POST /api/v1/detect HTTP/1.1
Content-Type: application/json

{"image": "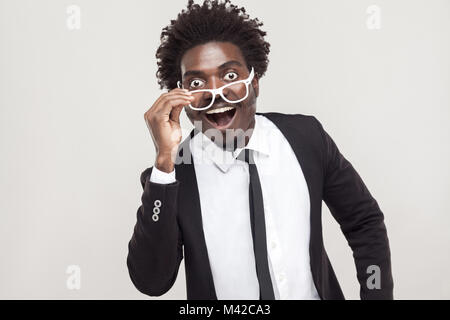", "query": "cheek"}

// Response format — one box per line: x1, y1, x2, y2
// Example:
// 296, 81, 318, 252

185, 109, 200, 120
244, 87, 257, 110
